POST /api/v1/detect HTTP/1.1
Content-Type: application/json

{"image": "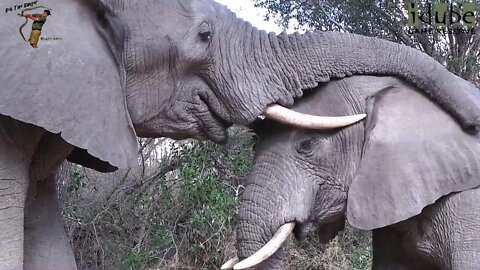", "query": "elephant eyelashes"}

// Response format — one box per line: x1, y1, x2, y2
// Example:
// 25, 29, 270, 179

297, 138, 315, 154
198, 31, 212, 42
